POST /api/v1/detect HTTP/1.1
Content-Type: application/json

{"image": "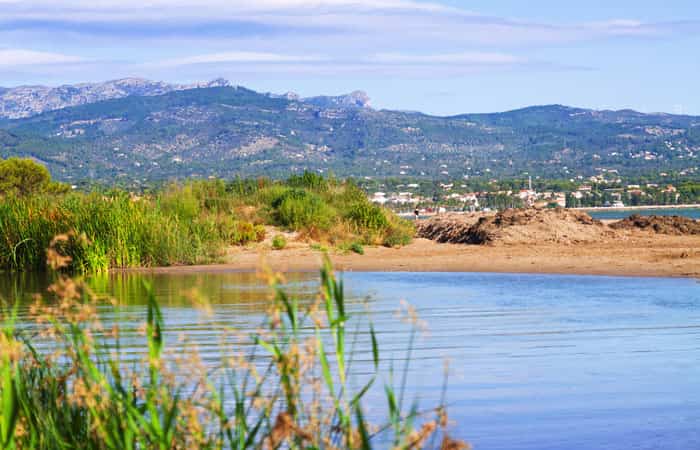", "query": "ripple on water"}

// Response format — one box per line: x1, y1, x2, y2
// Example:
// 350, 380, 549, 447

2, 270, 699, 450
